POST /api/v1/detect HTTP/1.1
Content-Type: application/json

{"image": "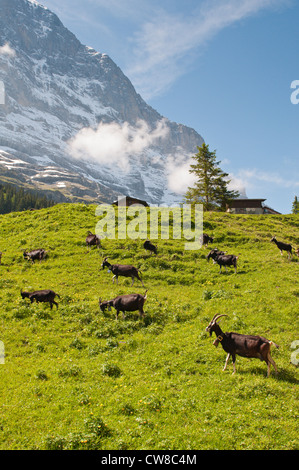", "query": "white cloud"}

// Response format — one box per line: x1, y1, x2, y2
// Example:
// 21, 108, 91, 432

126, 0, 289, 99
67, 119, 169, 171
166, 155, 196, 194
166, 161, 299, 199
228, 168, 299, 200
227, 175, 247, 197
0, 43, 16, 57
